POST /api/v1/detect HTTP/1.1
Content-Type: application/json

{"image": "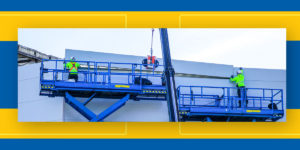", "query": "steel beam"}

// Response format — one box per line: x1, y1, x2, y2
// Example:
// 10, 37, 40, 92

65, 92, 96, 120
83, 92, 97, 105
90, 94, 130, 122
65, 92, 130, 122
